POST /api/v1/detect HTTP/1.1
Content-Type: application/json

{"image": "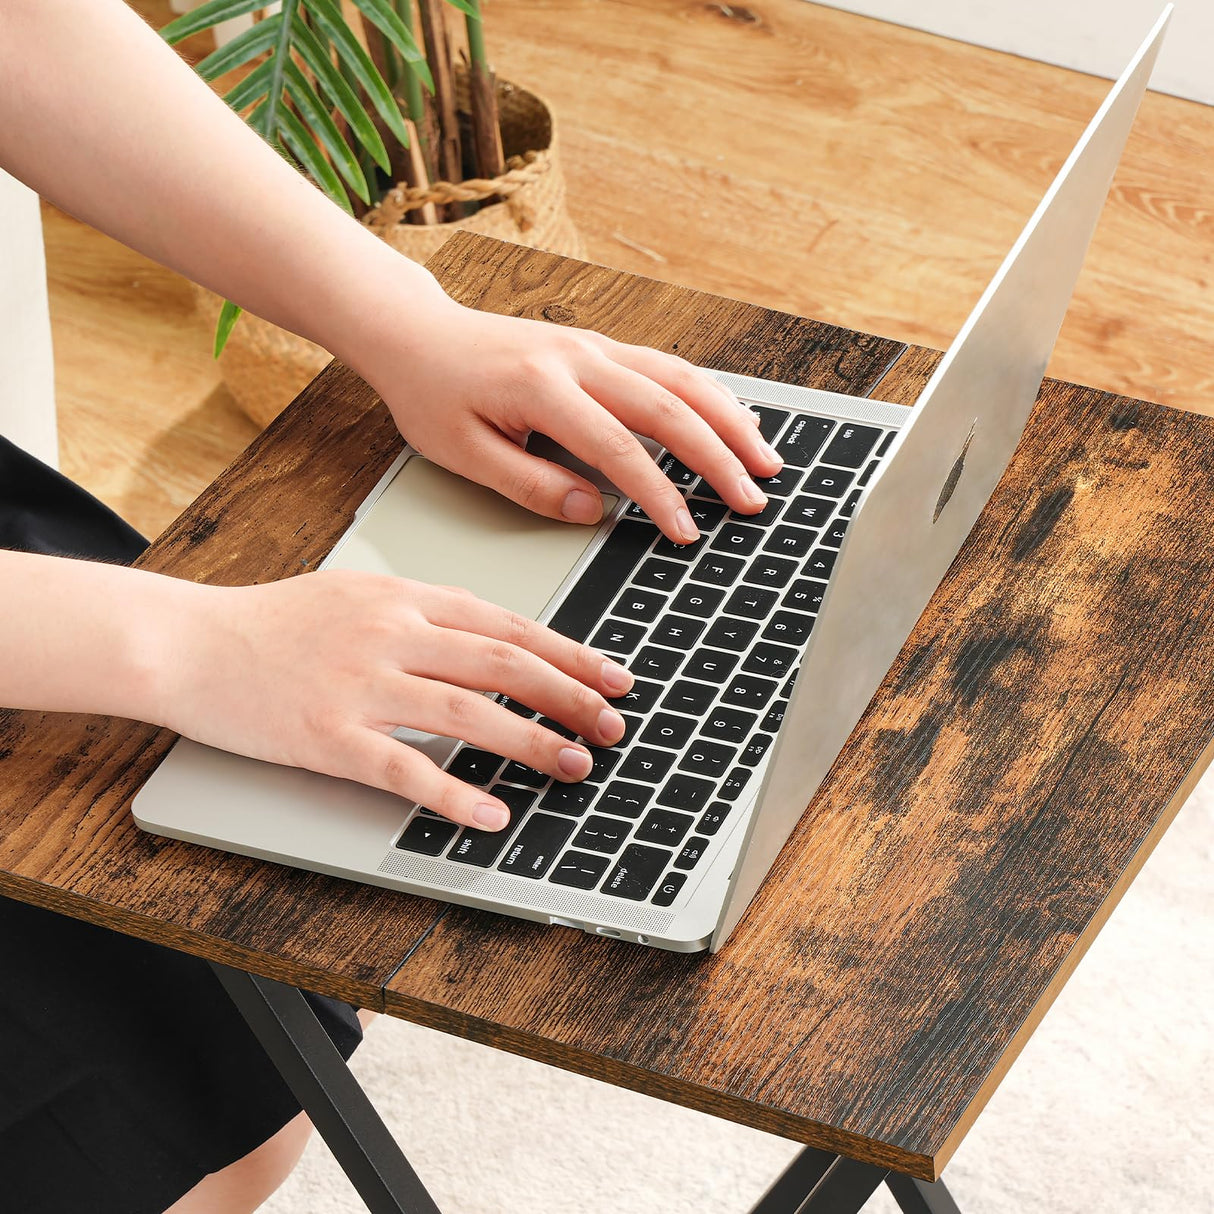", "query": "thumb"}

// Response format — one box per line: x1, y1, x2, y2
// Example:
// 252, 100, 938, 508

472, 432, 606, 525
